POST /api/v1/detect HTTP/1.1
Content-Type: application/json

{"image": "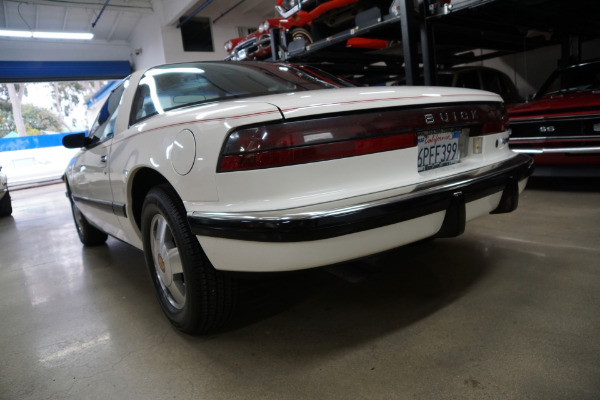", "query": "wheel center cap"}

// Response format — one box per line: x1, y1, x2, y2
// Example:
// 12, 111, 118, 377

156, 247, 172, 286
